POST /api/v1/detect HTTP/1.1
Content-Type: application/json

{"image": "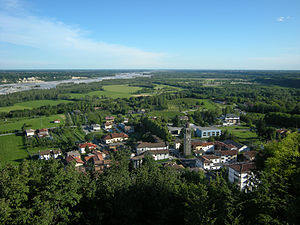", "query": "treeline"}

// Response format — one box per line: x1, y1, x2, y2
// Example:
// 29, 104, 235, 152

1, 133, 300, 225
